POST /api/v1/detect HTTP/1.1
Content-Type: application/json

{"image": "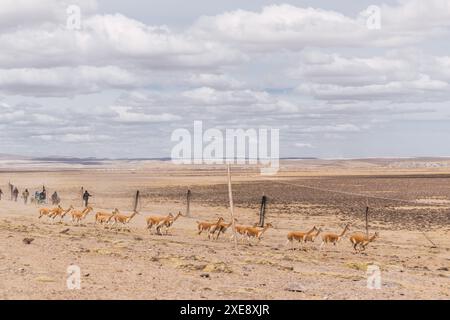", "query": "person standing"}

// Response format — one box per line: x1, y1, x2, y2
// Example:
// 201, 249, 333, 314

22, 189, 30, 204
41, 186, 47, 203
51, 191, 60, 205
83, 190, 92, 207
13, 187, 19, 202
0, 189, 3, 200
